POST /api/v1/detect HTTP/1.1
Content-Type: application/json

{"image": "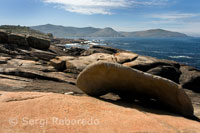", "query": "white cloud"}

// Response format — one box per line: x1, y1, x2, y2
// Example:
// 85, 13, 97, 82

131, 0, 169, 6
42, 0, 169, 15
147, 12, 200, 27
150, 13, 200, 20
